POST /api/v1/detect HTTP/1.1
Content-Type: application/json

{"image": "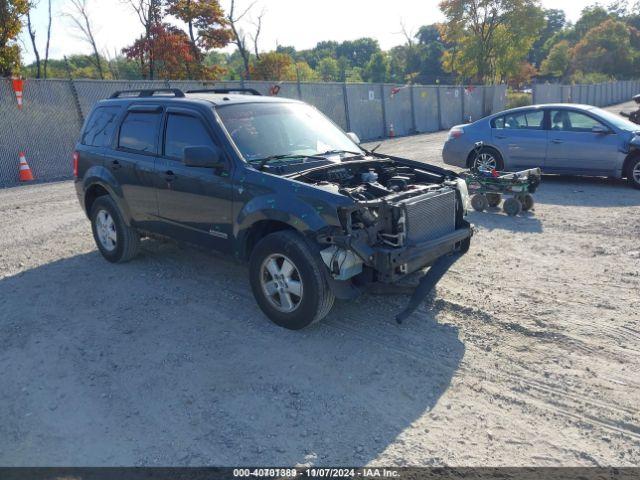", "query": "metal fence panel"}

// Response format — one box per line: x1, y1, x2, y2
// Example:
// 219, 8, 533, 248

0, 79, 81, 188
413, 86, 439, 133
383, 85, 413, 136
300, 82, 347, 131
439, 86, 463, 129
463, 86, 484, 122
345, 83, 384, 140
491, 84, 507, 114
